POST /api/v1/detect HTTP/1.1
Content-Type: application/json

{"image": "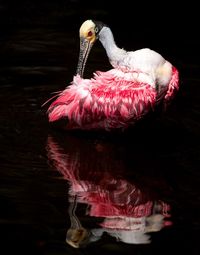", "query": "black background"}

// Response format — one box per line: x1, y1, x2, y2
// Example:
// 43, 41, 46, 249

0, 1, 199, 255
